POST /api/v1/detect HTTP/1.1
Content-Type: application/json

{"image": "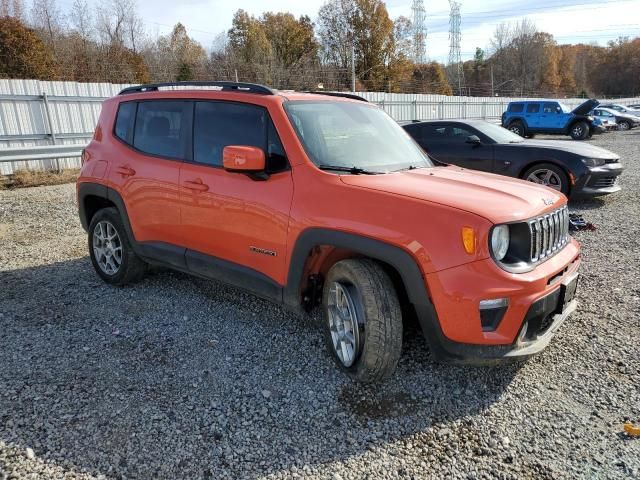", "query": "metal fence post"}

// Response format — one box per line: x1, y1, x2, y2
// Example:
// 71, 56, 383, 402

412, 99, 417, 121
42, 92, 60, 172
439, 101, 443, 119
